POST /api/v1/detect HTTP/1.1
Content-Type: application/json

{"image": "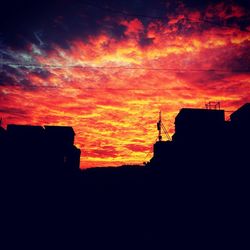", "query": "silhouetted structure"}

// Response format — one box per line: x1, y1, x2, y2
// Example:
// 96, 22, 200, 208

44, 126, 80, 171
1, 104, 249, 249
173, 108, 225, 143
230, 103, 250, 141
0, 124, 80, 175
150, 103, 250, 167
